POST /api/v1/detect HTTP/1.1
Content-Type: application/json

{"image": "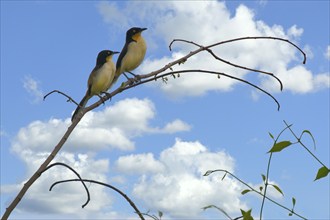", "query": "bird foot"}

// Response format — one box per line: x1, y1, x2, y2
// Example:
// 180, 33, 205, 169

97, 93, 109, 105
127, 77, 135, 86
124, 72, 141, 85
